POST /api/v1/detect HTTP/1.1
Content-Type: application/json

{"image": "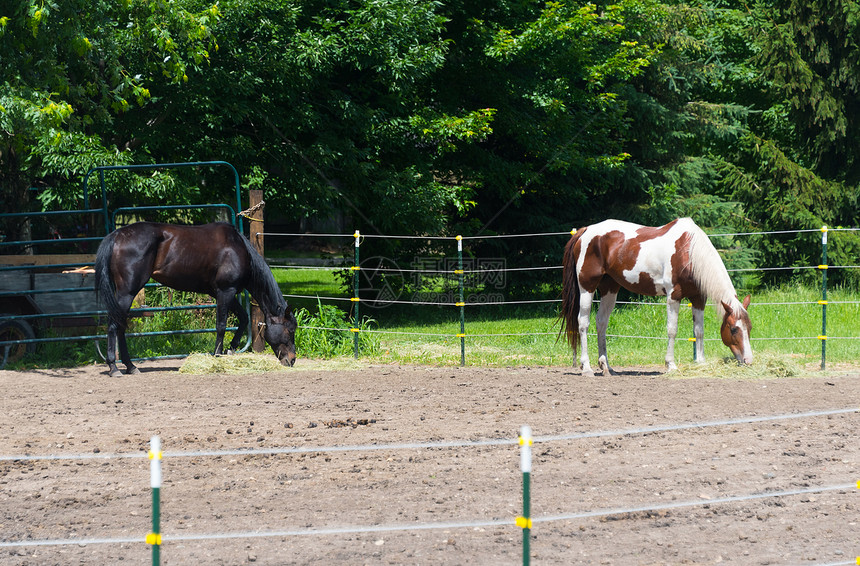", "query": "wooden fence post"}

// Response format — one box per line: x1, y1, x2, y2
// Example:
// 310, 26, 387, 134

249, 189, 265, 353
